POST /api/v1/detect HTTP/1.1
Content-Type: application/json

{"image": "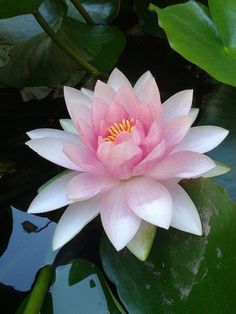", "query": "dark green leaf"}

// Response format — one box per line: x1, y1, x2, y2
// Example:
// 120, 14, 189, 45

101, 178, 236, 313
0, 0, 43, 19
200, 85, 236, 201
82, 0, 120, 24
150, 1, 236, 87
0, 0, 125, 87
134, 0, 165, 36
66, 0, 120, 24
